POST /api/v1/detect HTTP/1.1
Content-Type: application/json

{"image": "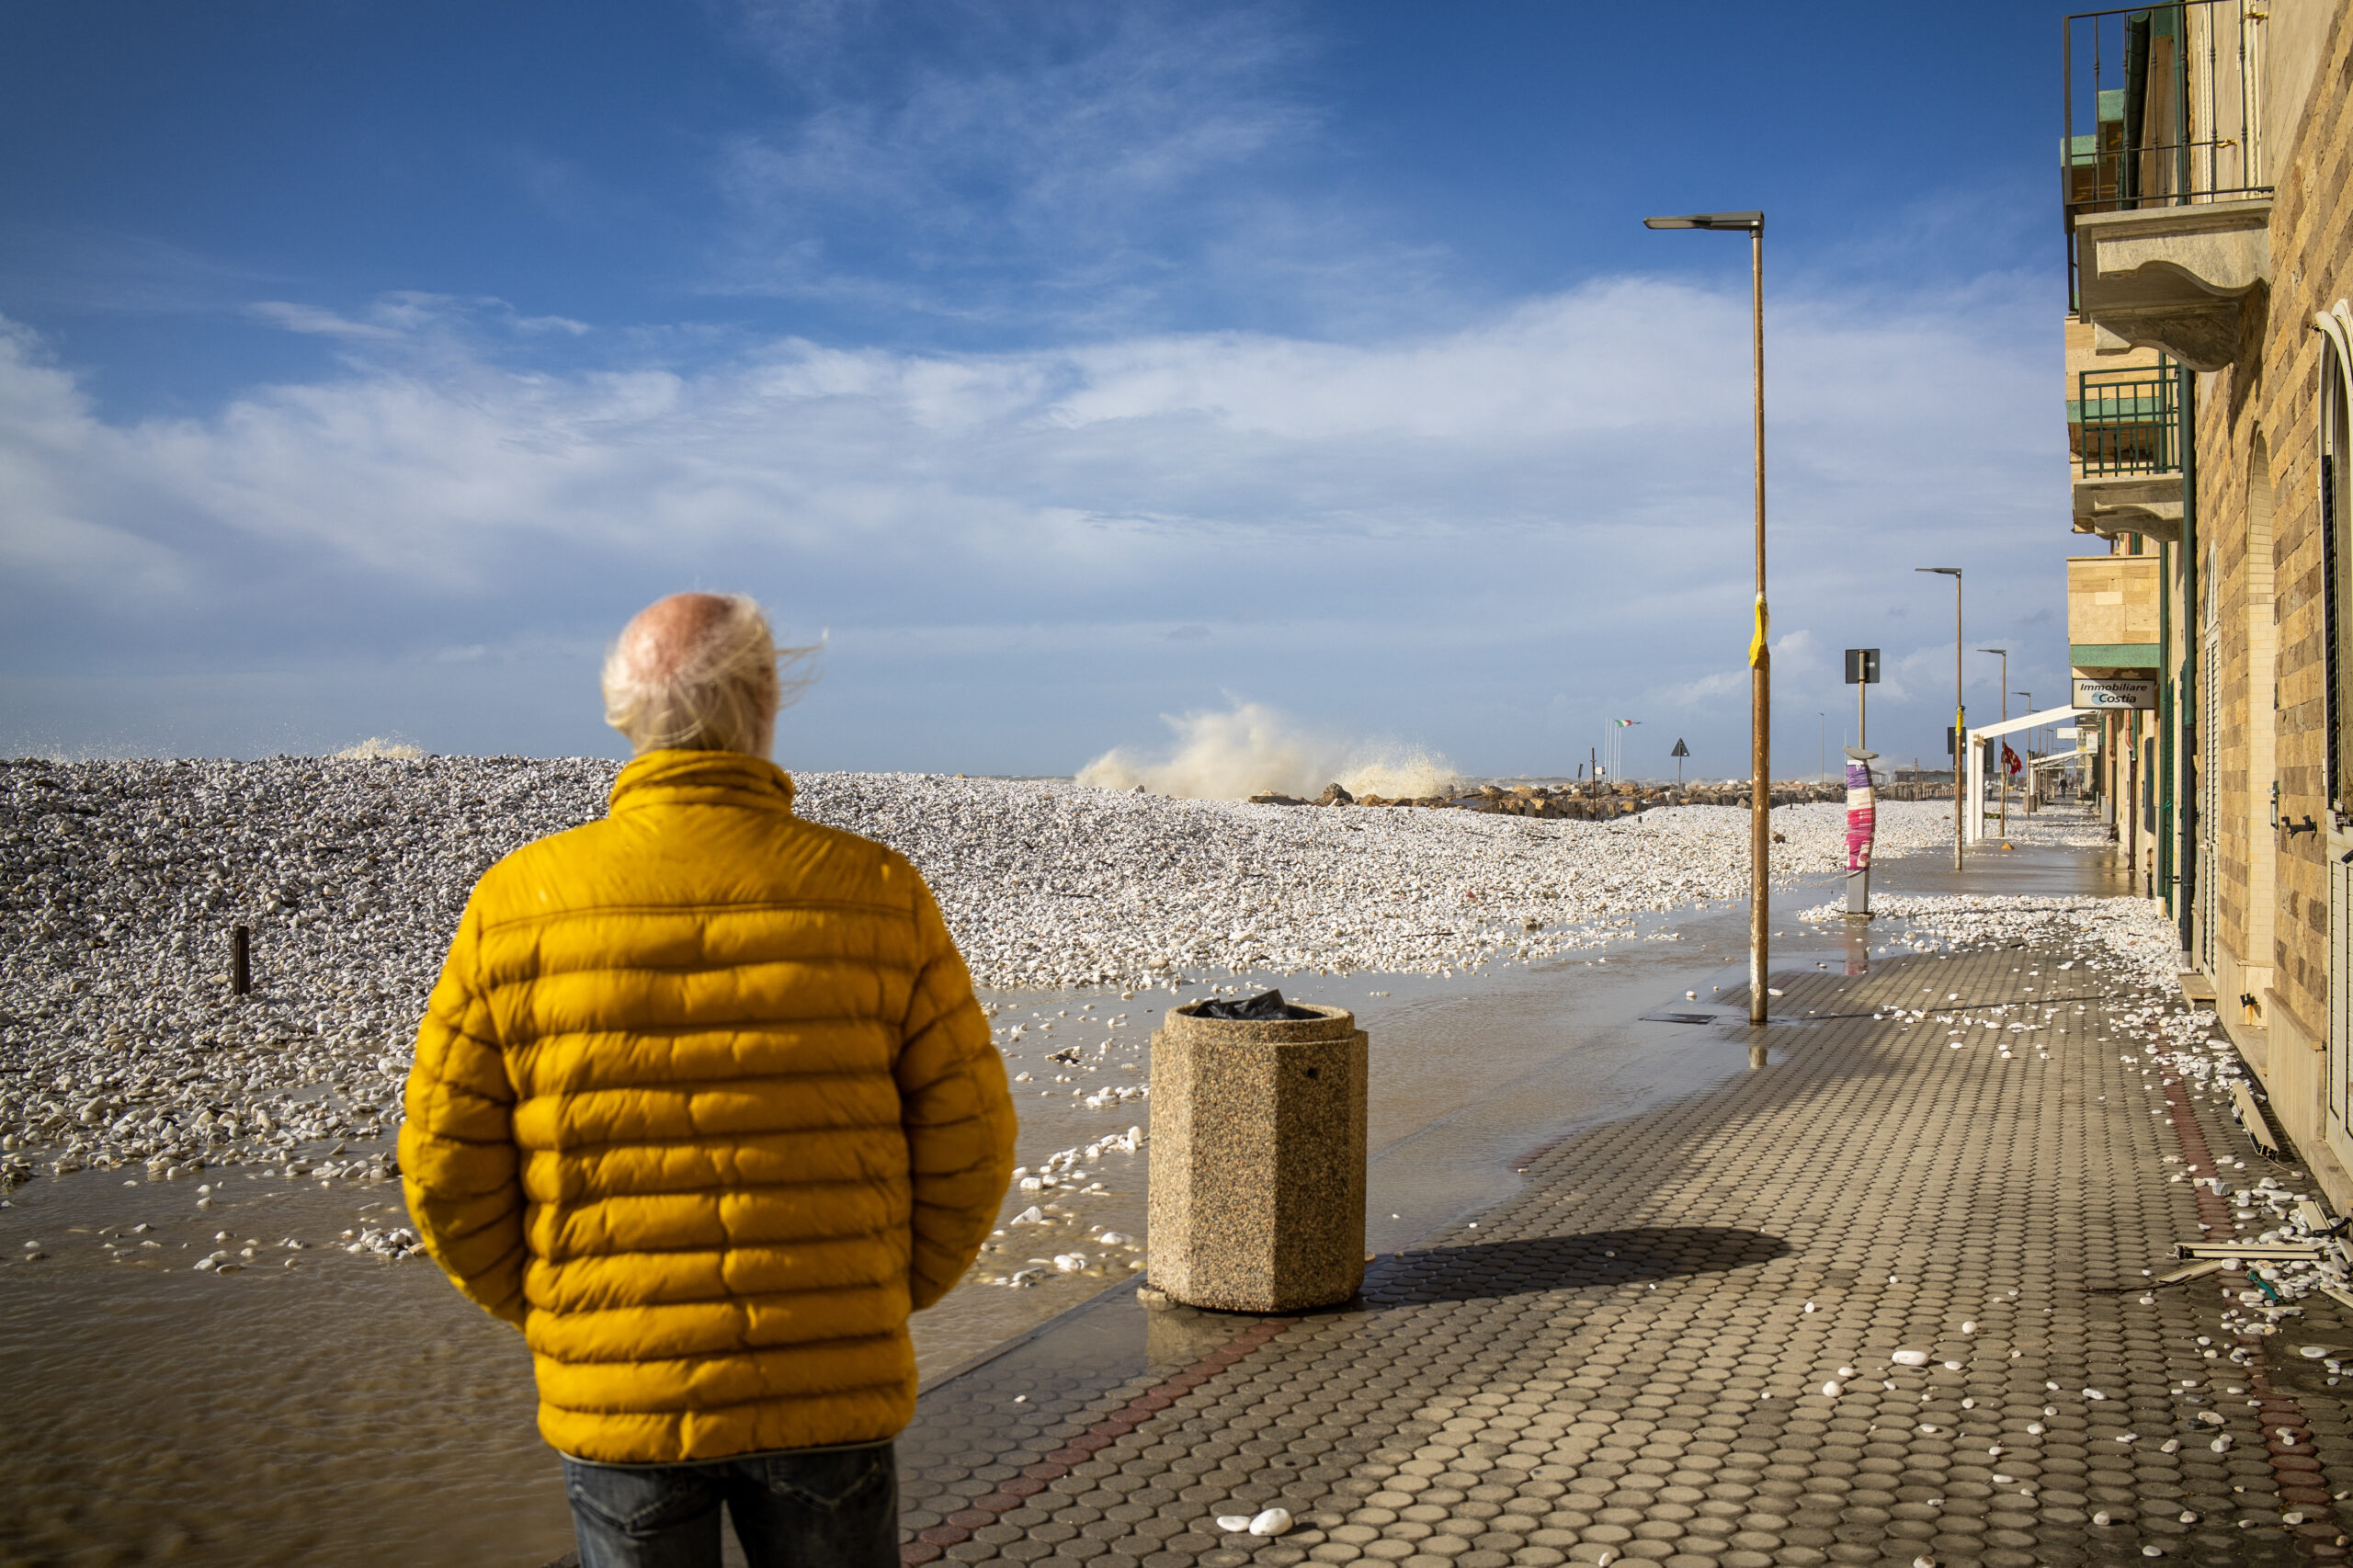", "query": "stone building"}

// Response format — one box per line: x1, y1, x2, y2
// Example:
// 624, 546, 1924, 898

2063, 0, 2353, 1199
